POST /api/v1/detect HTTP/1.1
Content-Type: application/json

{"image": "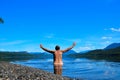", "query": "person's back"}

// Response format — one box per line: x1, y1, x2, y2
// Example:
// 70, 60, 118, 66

54, 50, 63, 65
